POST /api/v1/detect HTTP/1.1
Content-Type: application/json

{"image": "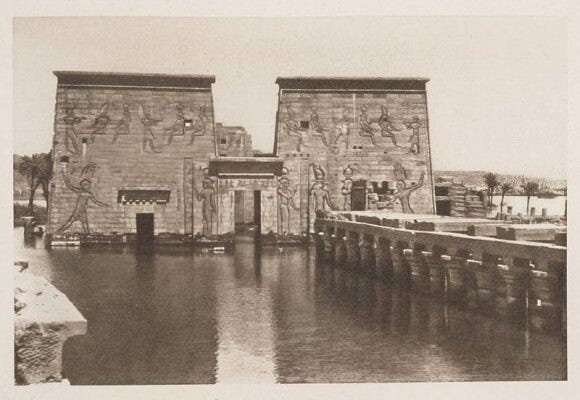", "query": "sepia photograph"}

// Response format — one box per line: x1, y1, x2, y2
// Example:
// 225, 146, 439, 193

3, 2, 576, 398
